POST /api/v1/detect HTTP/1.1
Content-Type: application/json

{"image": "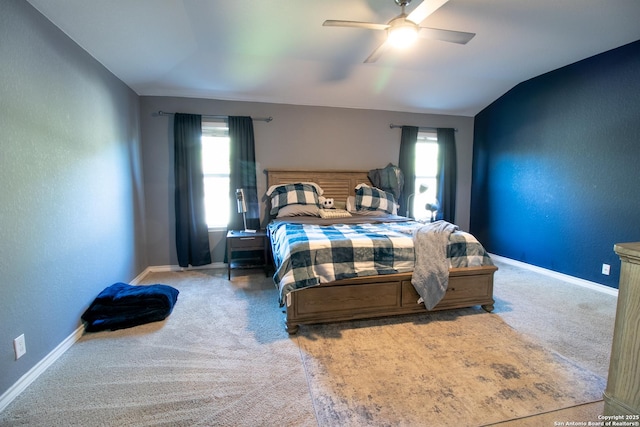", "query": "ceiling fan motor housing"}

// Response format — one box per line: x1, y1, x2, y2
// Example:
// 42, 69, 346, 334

387, 16, 419, 48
